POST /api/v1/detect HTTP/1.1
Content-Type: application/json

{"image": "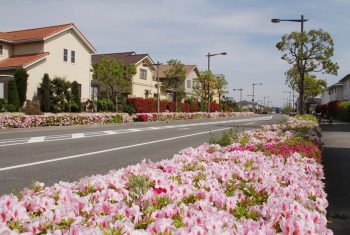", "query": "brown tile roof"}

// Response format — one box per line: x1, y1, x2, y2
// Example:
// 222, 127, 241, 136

0, 52, 49, 69
158, 64, 198, 78
0, 23, 96, 52
92, 52, 150, 65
